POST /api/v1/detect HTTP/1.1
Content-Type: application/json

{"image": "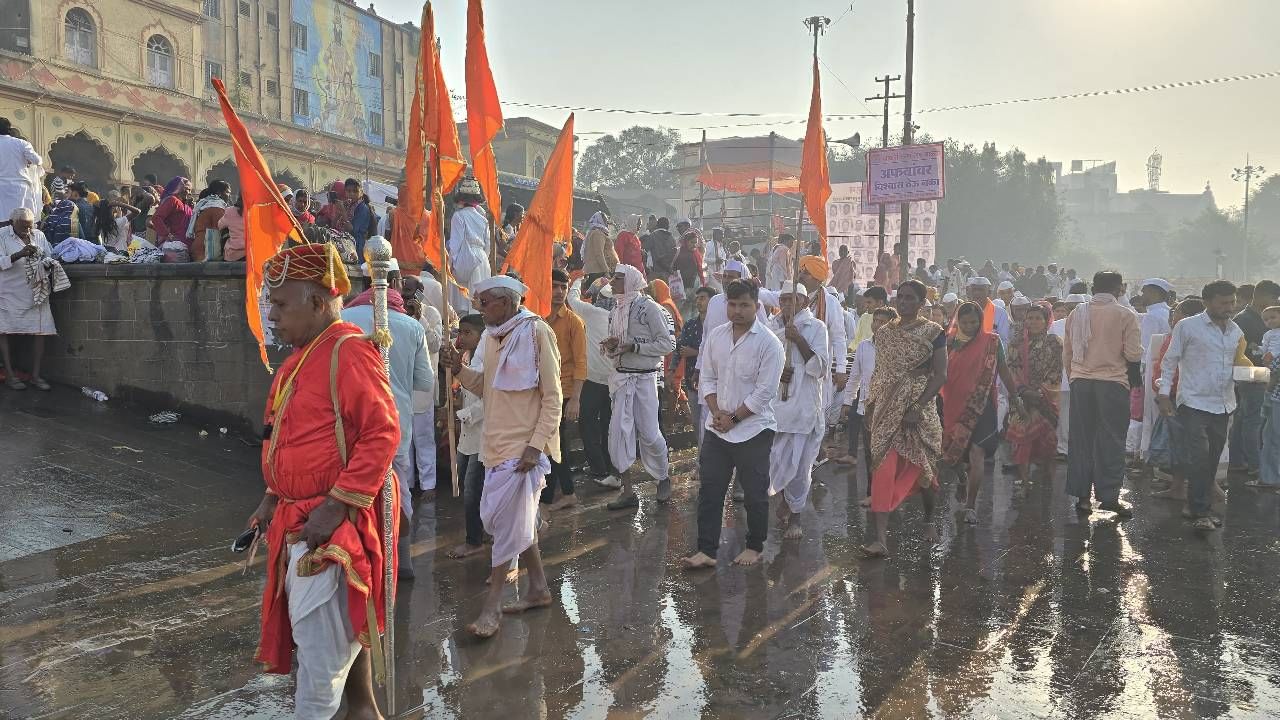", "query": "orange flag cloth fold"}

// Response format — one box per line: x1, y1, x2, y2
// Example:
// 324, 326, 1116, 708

211, 77, 303, 371
800, 56, 831, 258
501, 113, 575, 317
466, 0, 503, 217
